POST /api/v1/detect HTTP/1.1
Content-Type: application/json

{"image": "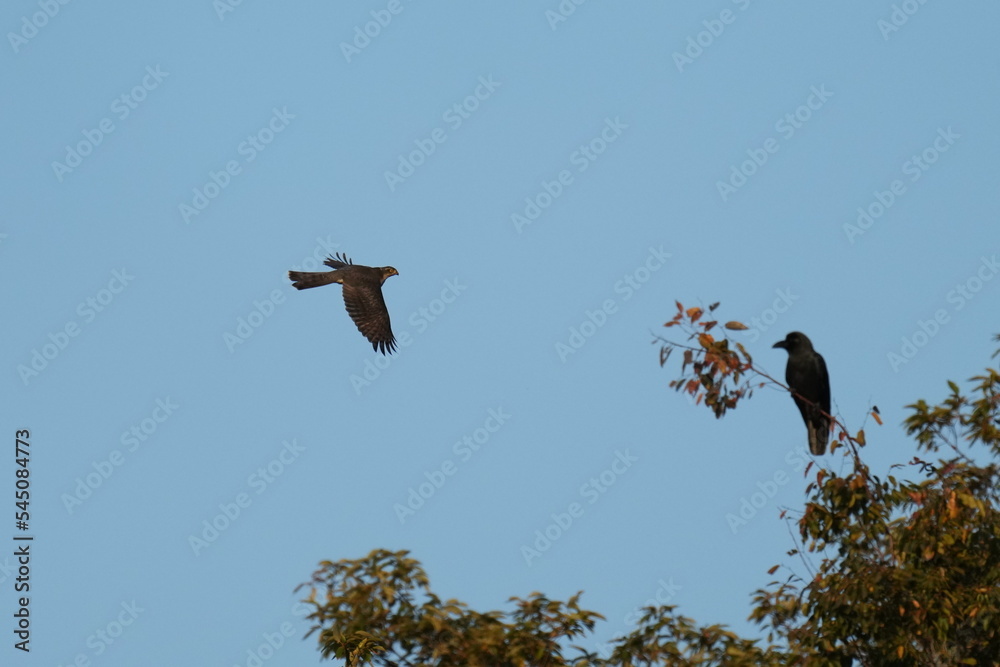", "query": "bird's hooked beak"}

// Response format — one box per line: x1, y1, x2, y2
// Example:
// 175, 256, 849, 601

772, 339, 787, 350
